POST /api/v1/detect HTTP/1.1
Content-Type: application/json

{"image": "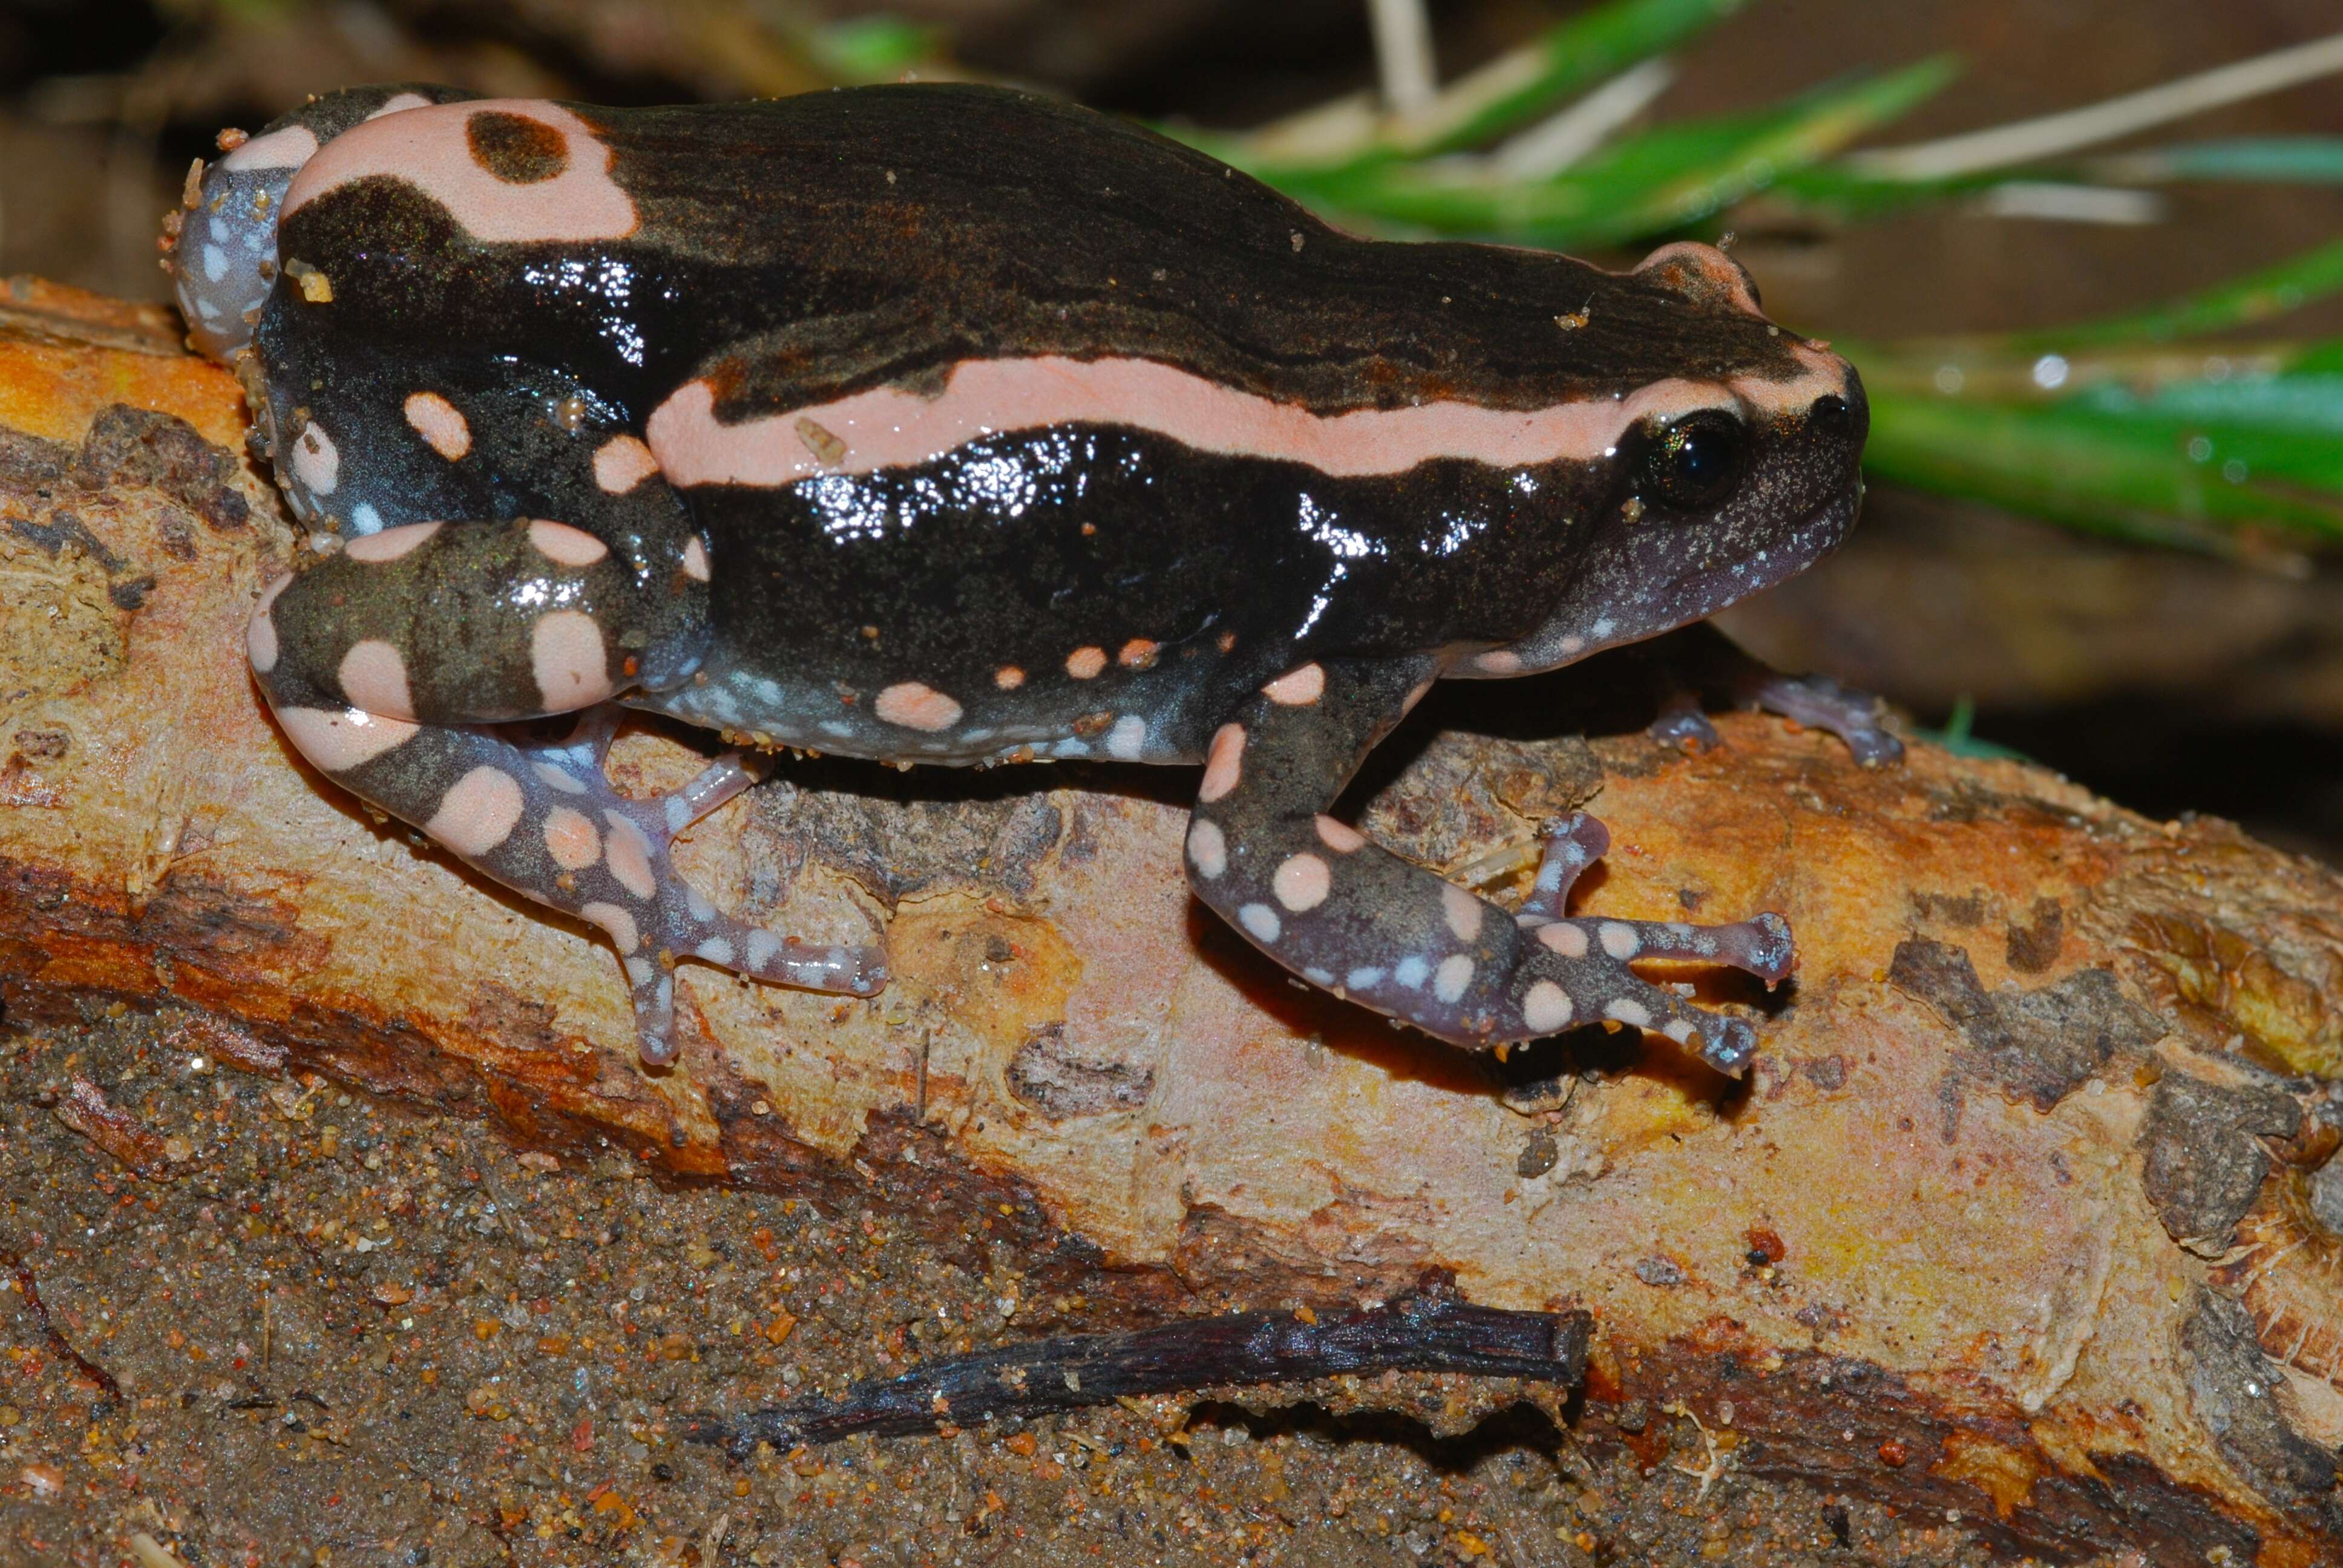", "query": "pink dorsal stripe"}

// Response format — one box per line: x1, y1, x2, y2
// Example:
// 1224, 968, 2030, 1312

645, 348, 1849, 488
285, 99, 637, 244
